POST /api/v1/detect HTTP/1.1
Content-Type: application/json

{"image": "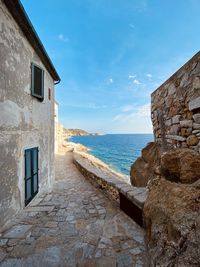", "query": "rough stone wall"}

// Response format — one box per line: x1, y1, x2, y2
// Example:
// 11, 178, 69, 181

151, 51, 200, 152
0, 1, 55, 228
